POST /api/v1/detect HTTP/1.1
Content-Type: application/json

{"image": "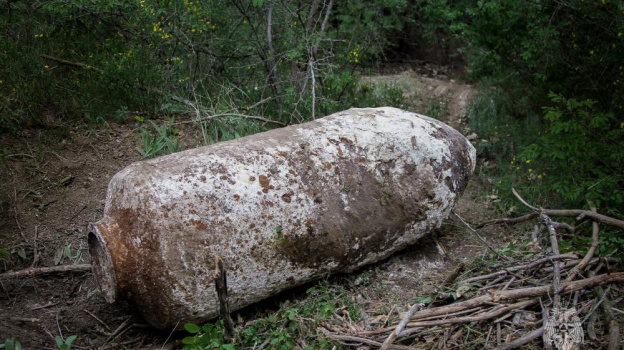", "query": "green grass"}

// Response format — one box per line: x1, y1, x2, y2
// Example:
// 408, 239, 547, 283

181, 281, 354, 350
